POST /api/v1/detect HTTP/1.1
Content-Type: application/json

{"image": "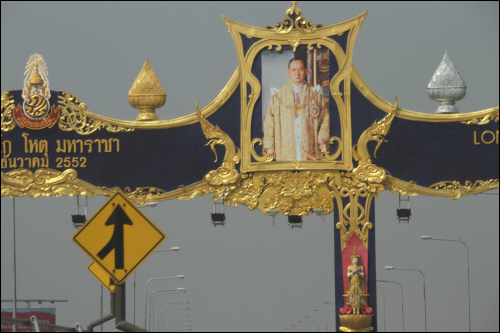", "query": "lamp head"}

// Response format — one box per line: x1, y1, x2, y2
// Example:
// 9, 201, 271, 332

385, 266, 394, 270
421, 235, 432, 240
211, 213, 226, 226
